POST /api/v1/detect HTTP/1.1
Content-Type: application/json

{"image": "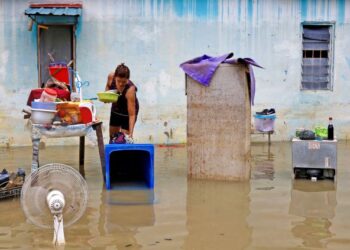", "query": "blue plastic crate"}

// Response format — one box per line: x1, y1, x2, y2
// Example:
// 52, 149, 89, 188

105, 144, 154, 190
